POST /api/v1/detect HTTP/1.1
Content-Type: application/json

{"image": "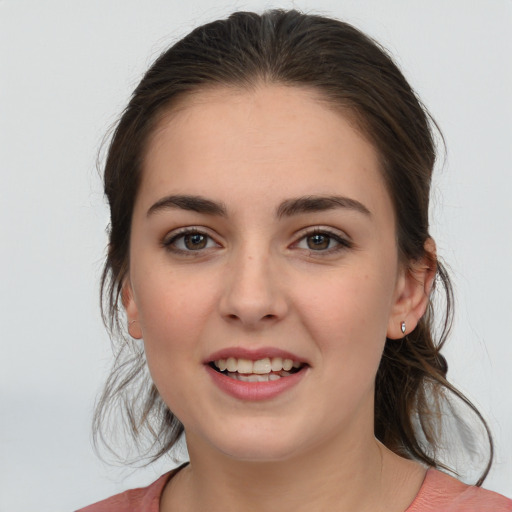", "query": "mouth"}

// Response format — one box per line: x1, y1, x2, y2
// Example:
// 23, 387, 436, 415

209, 357, 306, 382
